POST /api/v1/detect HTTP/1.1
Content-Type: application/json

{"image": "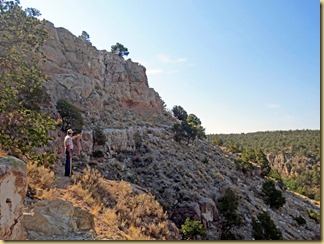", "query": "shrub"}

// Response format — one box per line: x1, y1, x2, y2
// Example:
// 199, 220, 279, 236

94, 128, 106, 145
171, 105, 205, 145
79, 30, 90, 42
234, 158, 254, 174
202, 157, 209, 164
212, 137, 223, 146
252, 211, 283, 240
269, 169, 282, 181
172, 105, 188, 121
27, 161, 55, 199
261, 179, 286, 209
134, 131, 143, 150
56, 98, 84, 134
217, 188, 242, 239
111, 42, 129, 57
181, 217, 206, 240
294, 215, 306, 225
307, 209, 320, 224
92, 150, 104, 158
